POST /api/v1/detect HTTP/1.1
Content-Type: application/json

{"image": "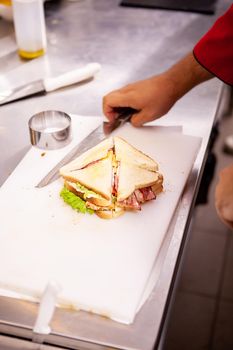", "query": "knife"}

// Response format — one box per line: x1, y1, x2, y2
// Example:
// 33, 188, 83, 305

36, 107, 137, 188
0, 62, 101, 105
